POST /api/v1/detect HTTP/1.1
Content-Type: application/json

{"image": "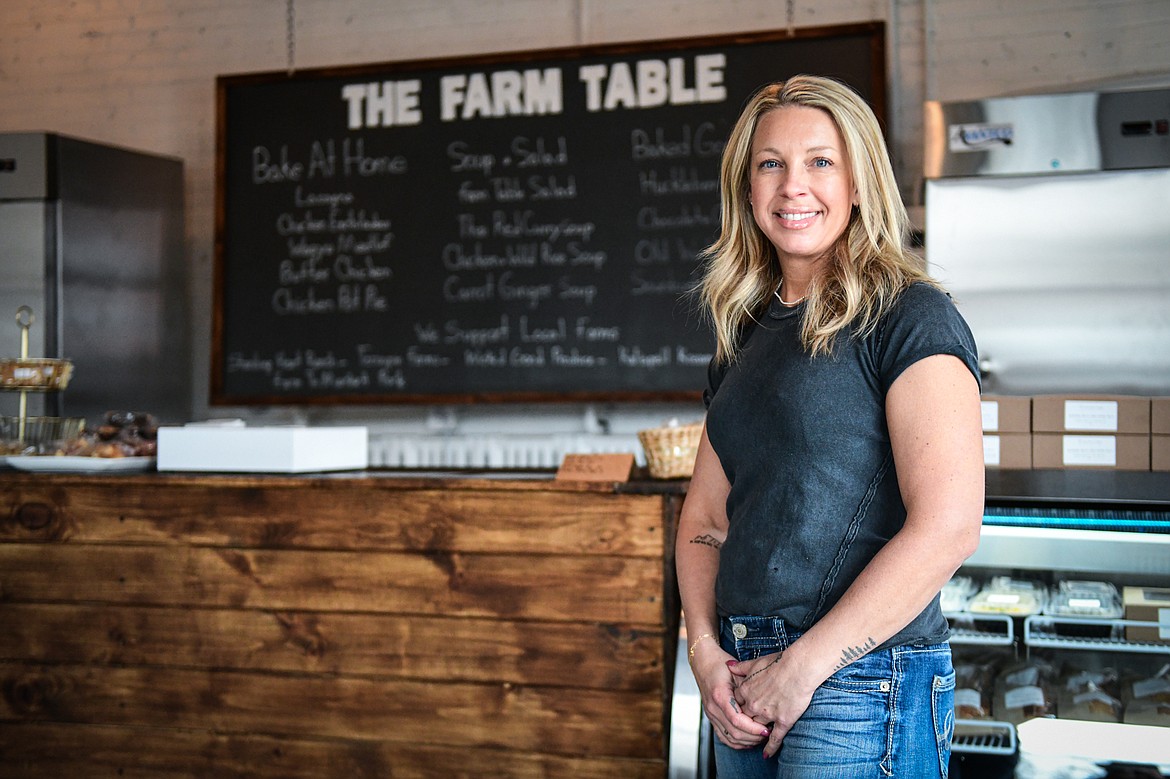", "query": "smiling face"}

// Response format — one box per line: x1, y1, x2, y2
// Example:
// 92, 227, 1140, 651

749, 105, 857, 275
